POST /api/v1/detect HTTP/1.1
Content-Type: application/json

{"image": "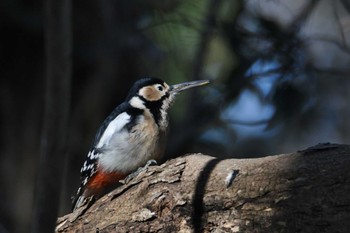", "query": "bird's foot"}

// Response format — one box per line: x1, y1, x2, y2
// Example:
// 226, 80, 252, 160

121, 160, 157, 184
